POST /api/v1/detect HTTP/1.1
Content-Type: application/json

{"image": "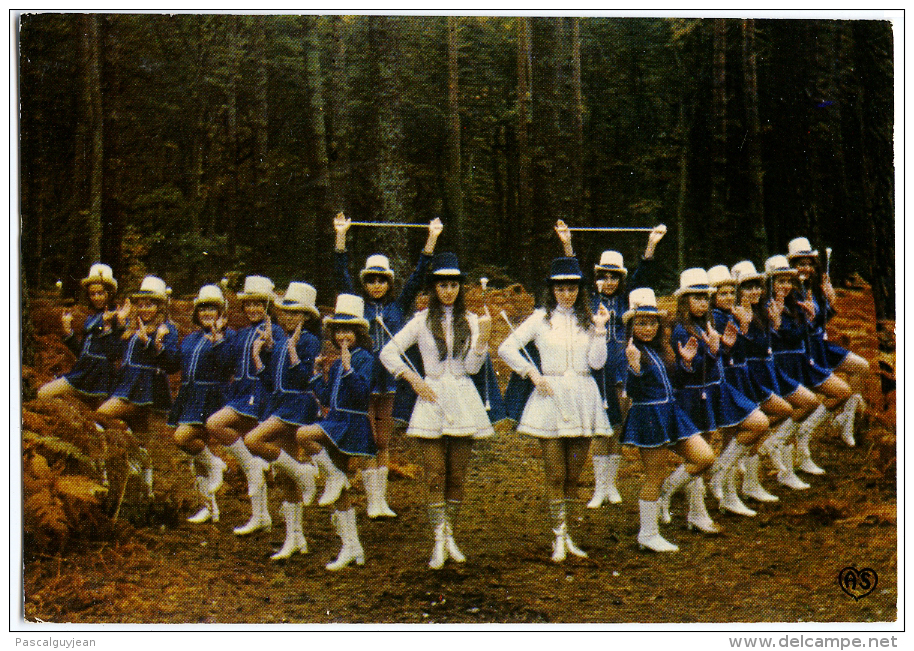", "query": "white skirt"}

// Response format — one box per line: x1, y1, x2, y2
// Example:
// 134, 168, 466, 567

517, 374, 613, 438
406, 374, 495, 439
